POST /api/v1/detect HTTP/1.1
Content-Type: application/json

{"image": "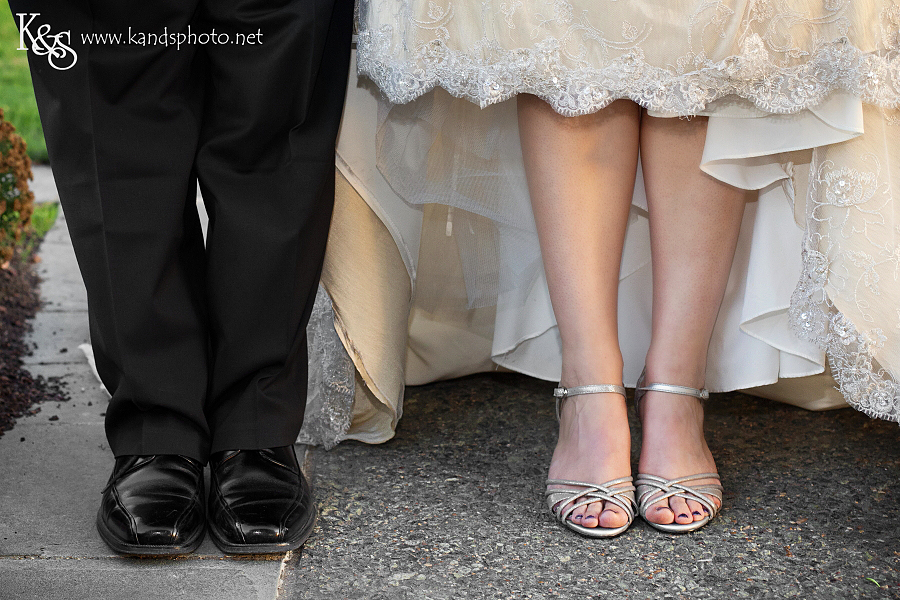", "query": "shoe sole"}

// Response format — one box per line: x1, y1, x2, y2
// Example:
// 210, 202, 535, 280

95, 512, 205, 556
642, 514, 712, 534
207, 507, 317, 555
559, 517, 633, 538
